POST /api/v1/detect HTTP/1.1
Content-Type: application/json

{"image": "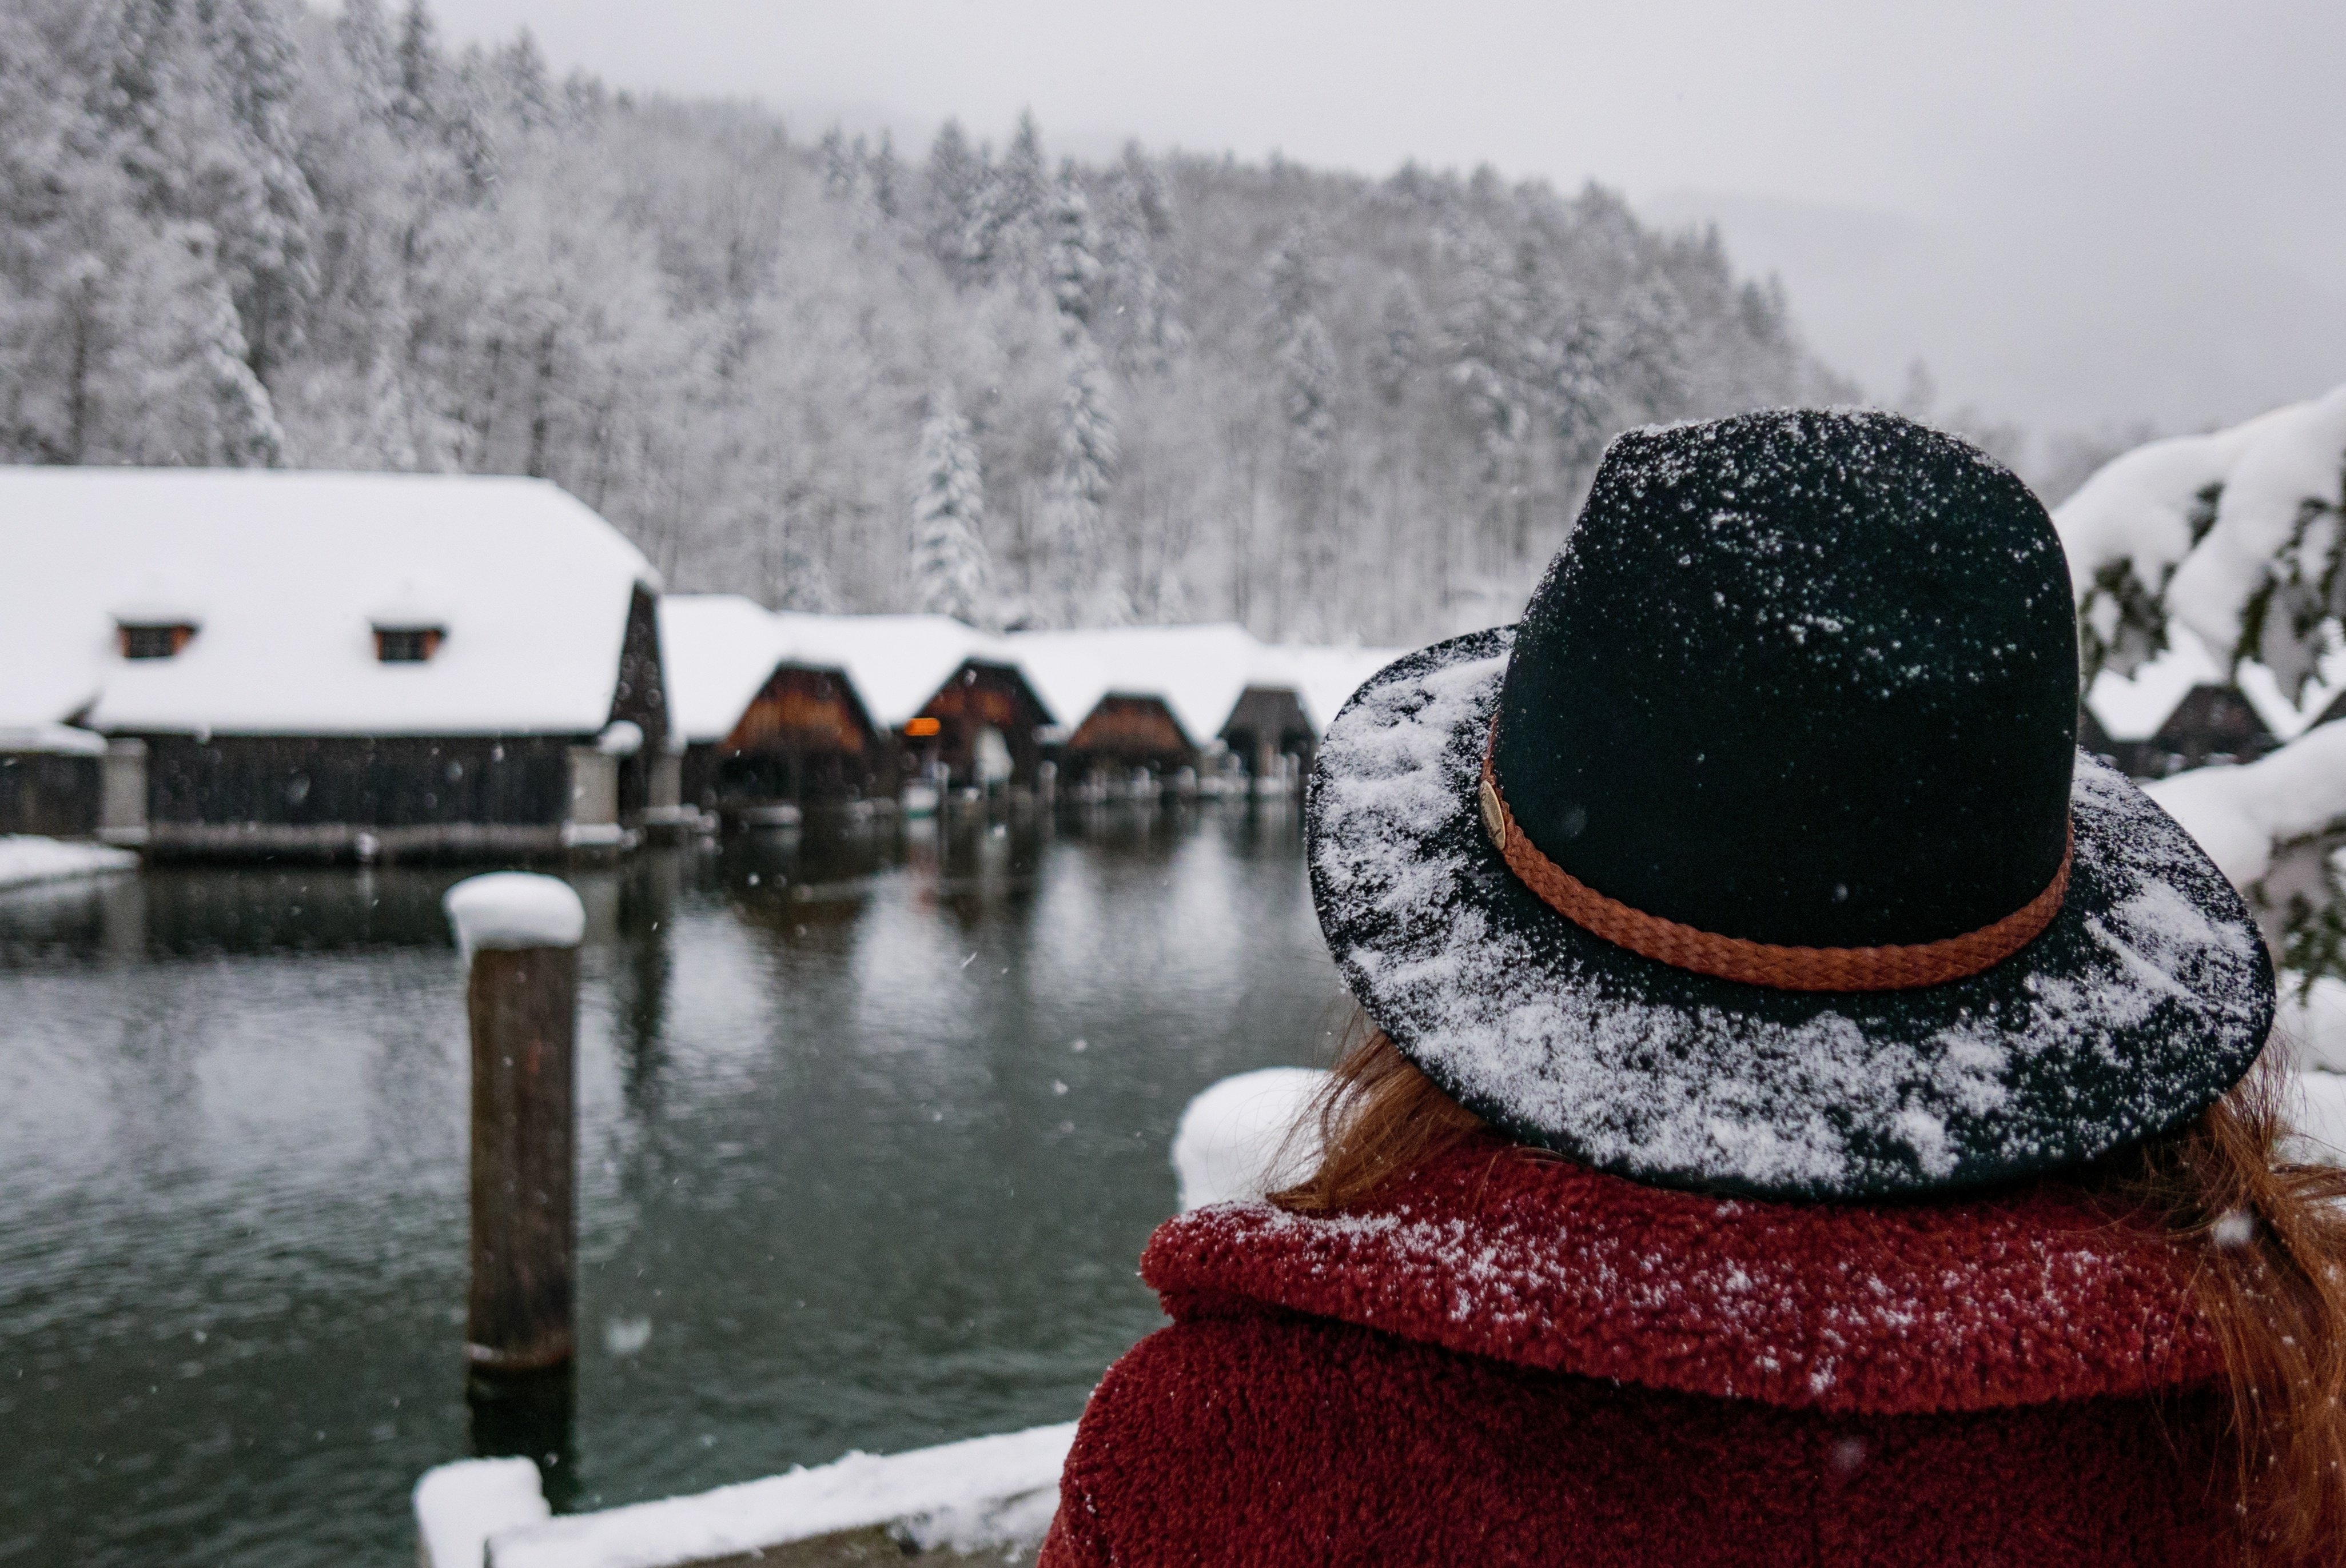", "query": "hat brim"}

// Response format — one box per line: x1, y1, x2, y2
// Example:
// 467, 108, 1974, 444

1307, 628, 2276, 1202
